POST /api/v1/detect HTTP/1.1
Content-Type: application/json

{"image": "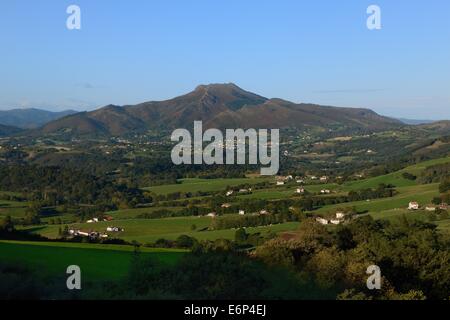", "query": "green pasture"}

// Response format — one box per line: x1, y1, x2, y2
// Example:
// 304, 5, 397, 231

0, 240, 185, 281
314, 183, 440, 214
144, 177, 272, 195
